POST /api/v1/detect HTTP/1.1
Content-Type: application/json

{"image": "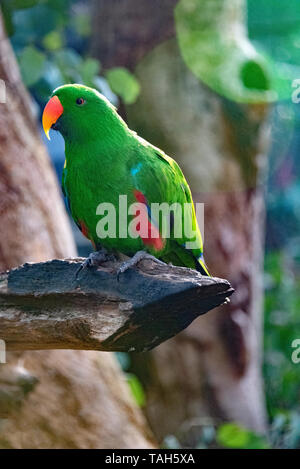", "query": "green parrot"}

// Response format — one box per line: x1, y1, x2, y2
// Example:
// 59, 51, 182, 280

42, 84, 209, 276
